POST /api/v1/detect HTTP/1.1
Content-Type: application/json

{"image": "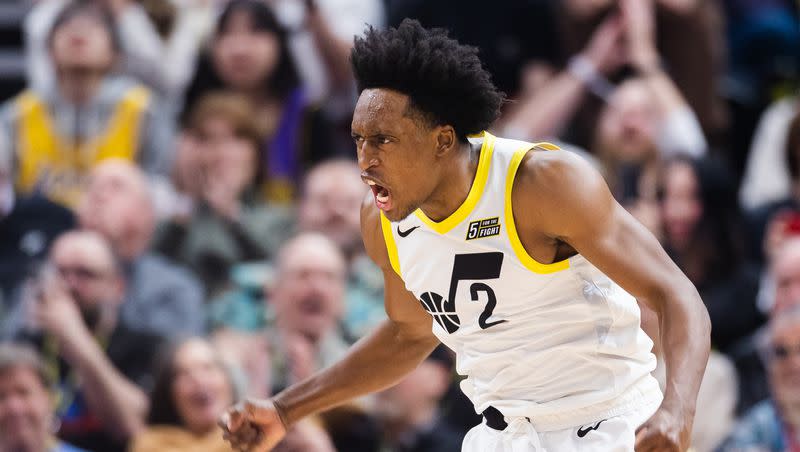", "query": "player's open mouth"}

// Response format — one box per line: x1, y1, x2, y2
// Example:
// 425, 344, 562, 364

366, 179, 392, 210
